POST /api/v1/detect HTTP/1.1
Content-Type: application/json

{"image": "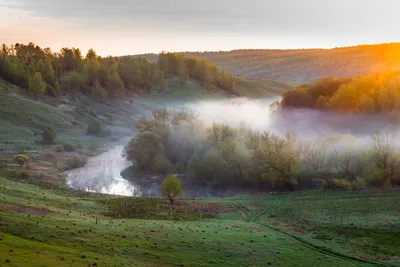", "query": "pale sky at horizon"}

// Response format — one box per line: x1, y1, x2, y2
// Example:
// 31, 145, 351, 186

0, 0, 399, 56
